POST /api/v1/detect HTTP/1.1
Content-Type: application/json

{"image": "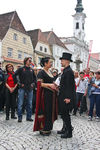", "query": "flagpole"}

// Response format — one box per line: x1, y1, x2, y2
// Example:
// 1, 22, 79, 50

87, 40, 93, 69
